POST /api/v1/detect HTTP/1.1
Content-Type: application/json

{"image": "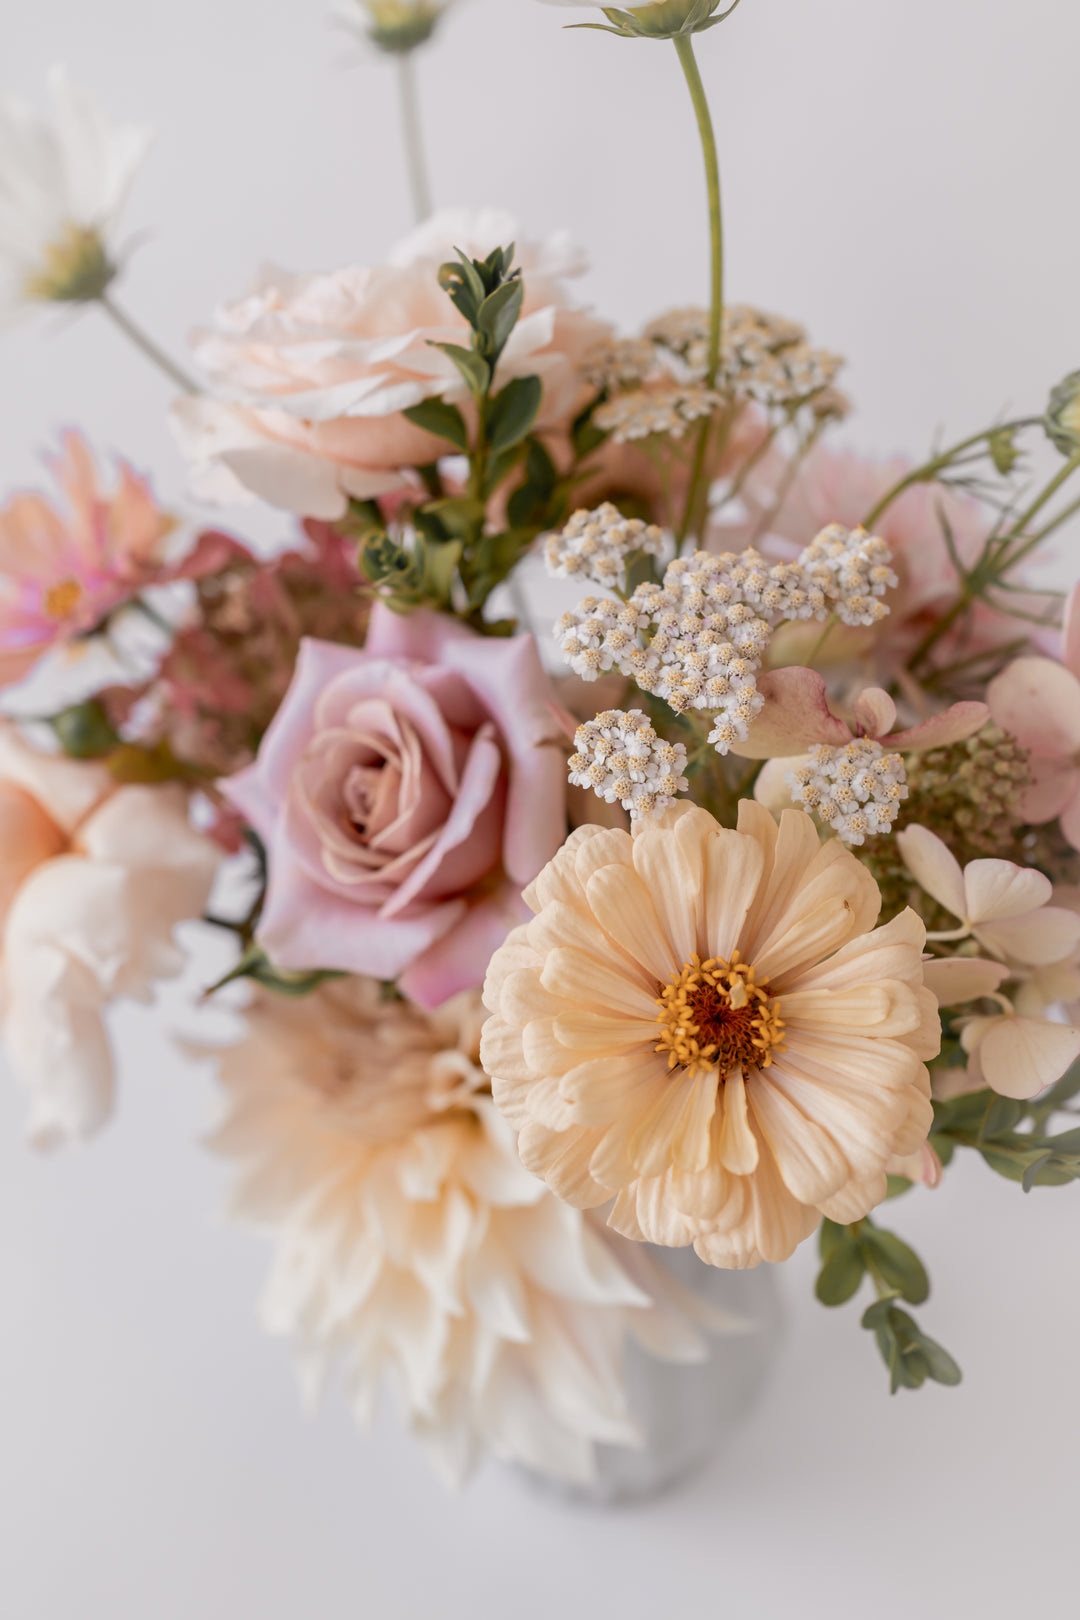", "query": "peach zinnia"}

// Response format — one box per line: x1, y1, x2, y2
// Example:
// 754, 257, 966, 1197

481, 802, 939, 1268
